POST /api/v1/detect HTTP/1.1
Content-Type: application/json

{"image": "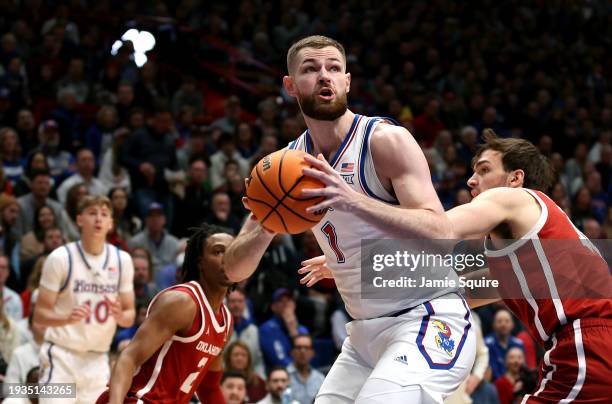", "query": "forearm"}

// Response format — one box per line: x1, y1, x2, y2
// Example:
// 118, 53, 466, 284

33, 307, 70, 327
108, 353, 137, 404
352, 195, 452, 239
463, 268, 501, 308
116, 308, 135, 328
224, 216, 274, 283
